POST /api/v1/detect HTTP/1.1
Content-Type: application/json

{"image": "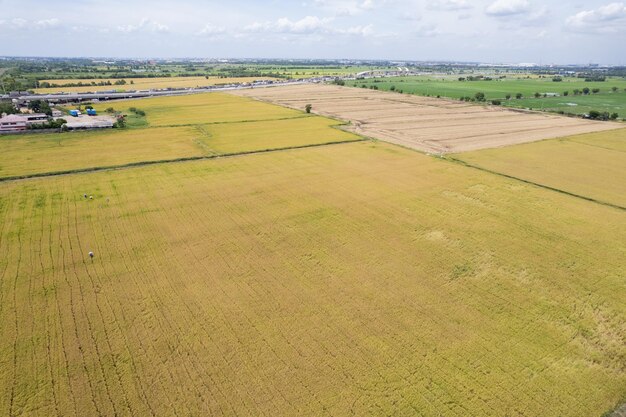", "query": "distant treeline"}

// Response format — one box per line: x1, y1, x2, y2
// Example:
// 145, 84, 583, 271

39, 79, 130, 88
